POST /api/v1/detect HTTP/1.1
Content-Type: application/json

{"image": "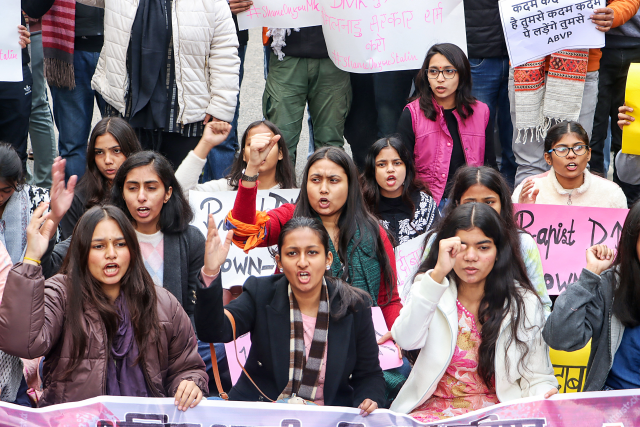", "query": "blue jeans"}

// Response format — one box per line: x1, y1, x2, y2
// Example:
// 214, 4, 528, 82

198, 339, 232, 396
469, 56, 517, 188
203, 44, 247, 181
50, 50, 103, 181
